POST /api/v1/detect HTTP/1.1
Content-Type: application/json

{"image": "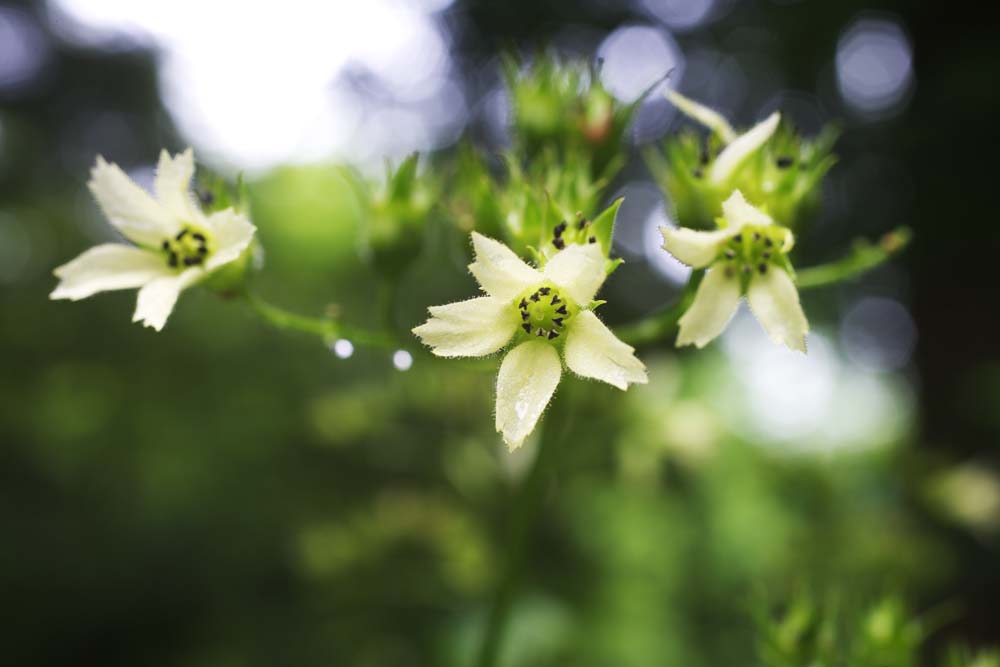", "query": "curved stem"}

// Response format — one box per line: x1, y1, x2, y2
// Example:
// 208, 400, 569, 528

477, 397, 573, 667
795, 226, 911, 290
614, 270, 704, 348
243, 291, 398, 348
